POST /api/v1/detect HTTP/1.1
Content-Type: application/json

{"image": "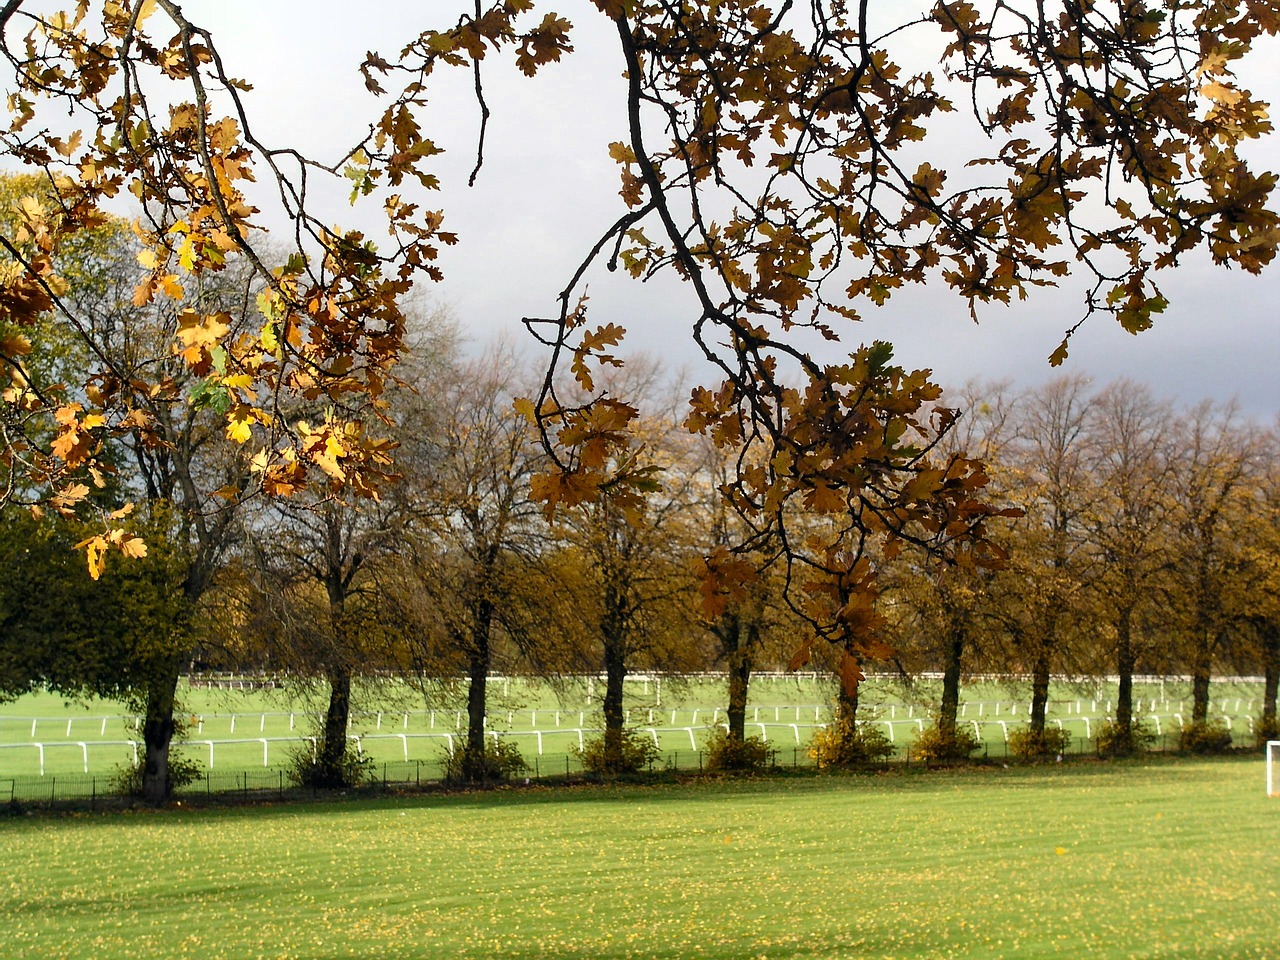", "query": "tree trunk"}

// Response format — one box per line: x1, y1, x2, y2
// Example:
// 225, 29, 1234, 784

602, 635, 627, 772
938, 626, 964, 741
1029, 649, 1050, 736
316, 665, 352, 786
462, 598, 493, 780
1262, 623, 1279, 729
140, 661, 181, 804
726, 649, 751, 744
1114, 606, 1135, 753
836, 682, 860, 726
721, 614, 752, 744
1191, 640, 1212, 724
